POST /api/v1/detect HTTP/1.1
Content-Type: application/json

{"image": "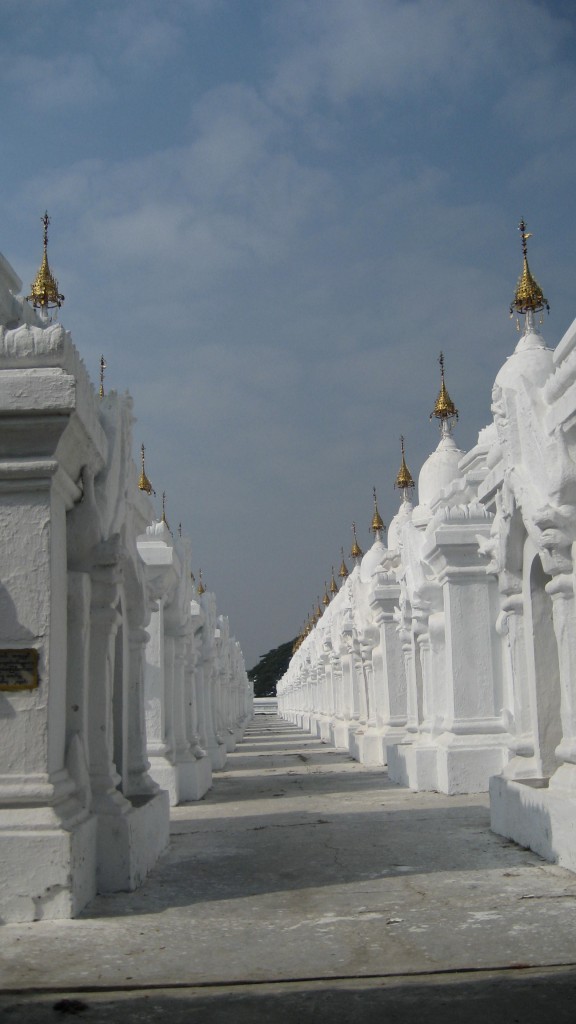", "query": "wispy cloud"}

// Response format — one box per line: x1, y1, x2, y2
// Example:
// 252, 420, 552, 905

3, 53, 111, 109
